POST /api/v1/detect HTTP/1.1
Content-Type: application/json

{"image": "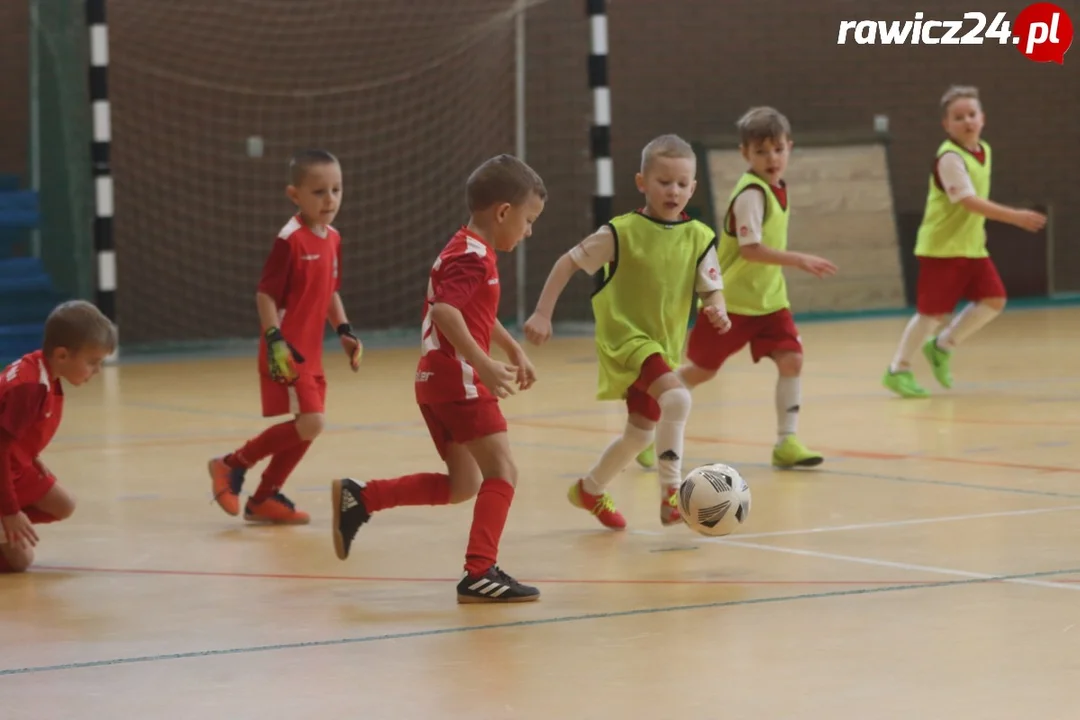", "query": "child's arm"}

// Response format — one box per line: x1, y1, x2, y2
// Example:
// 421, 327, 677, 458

695, 244, 733, 333
937, 152, 1045, 231
740, 244, 836, 277
256, 292, 281, 333
524, 227, 613, 344
328, 292, 362, 371
733, 189, 837, 278
255, 240, 303, 382
958, 196, 1046, 231
0, 404, 40, 550
430, 304, 518, 398
429, 255, 519, 397
493, 320, 536, 390
492, 319, 523, 358
327, 292, 349, 328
